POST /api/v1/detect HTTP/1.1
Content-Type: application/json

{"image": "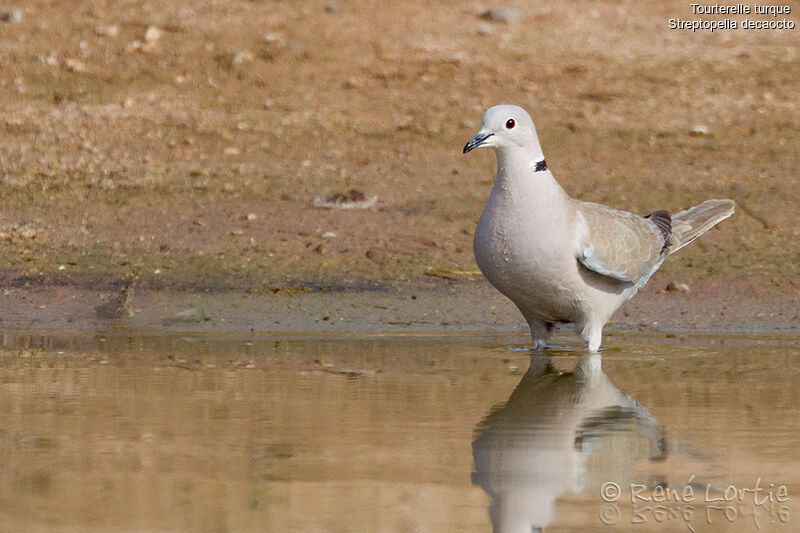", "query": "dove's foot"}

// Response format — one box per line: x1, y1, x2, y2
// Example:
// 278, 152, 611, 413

528, 320, 554, 352
579, 323, 603, 352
